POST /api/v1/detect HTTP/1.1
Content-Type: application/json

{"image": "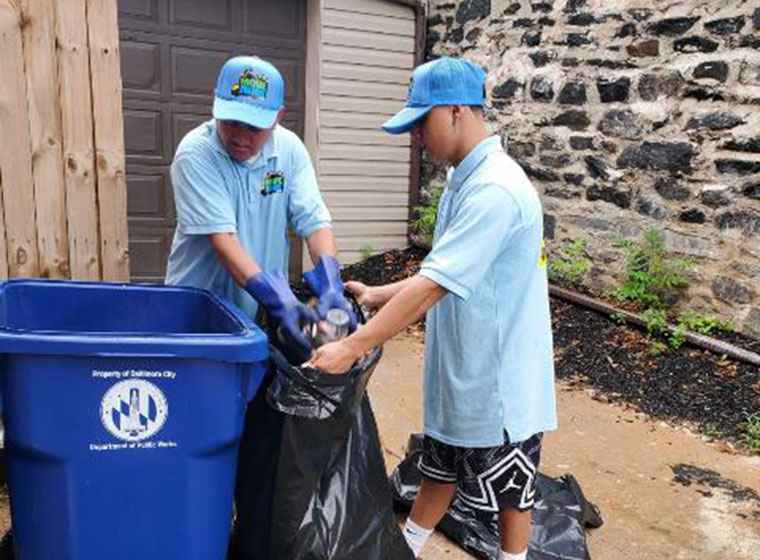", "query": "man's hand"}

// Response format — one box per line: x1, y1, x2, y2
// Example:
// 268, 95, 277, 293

245, 271, 318, 362
303, 255, 357, 330
306, 339, 361, 374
